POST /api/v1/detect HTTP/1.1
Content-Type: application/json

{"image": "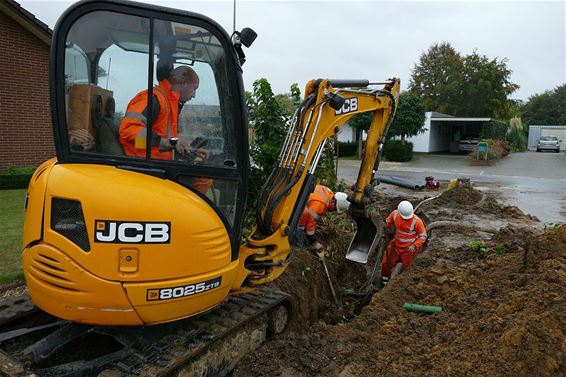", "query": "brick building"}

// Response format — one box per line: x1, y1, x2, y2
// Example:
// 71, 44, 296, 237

0, 0, 53, 171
